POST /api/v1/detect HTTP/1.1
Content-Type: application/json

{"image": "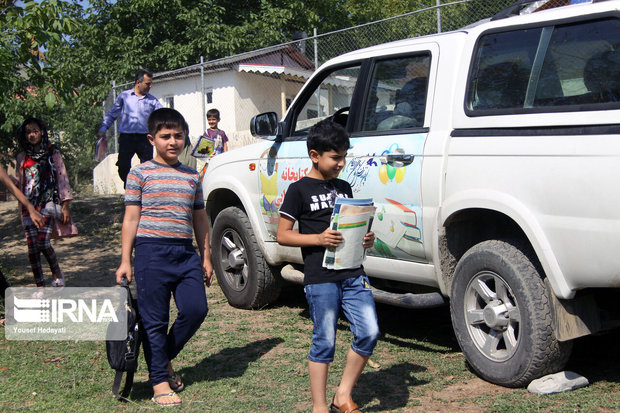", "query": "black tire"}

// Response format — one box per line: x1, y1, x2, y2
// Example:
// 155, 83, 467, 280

450, 239, 572, 387
211, 206, 281, 309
